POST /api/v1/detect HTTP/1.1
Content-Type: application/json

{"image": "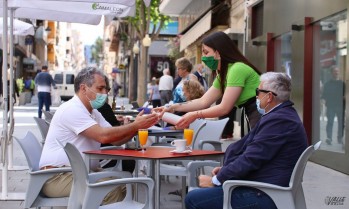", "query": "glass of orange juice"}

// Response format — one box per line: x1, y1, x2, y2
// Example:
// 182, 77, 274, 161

138, 129, 148, 153
184, 128, 194, 146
